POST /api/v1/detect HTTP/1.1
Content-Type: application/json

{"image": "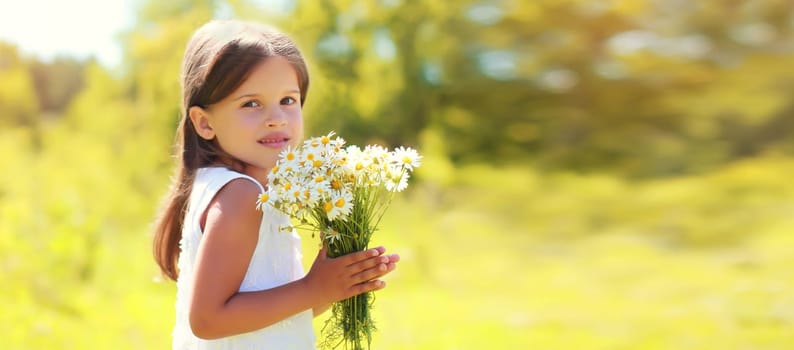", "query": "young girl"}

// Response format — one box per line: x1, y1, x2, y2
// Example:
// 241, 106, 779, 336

152, 20, 399, 349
